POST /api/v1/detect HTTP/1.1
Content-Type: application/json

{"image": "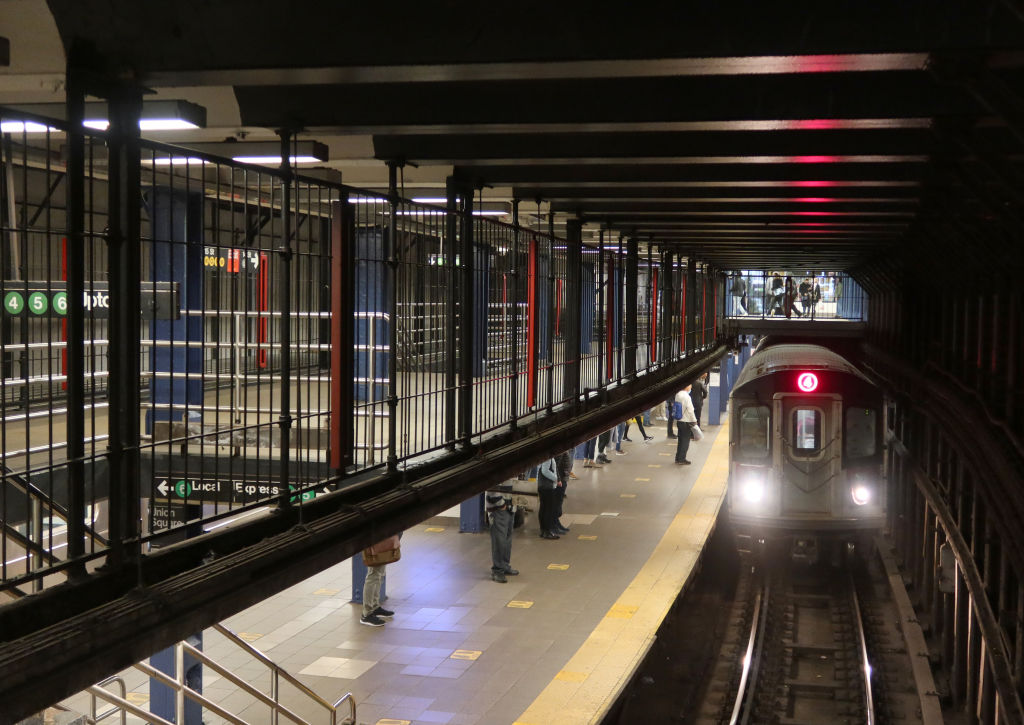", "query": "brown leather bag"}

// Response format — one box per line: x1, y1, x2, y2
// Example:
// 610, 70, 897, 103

362, 534, 401, 566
